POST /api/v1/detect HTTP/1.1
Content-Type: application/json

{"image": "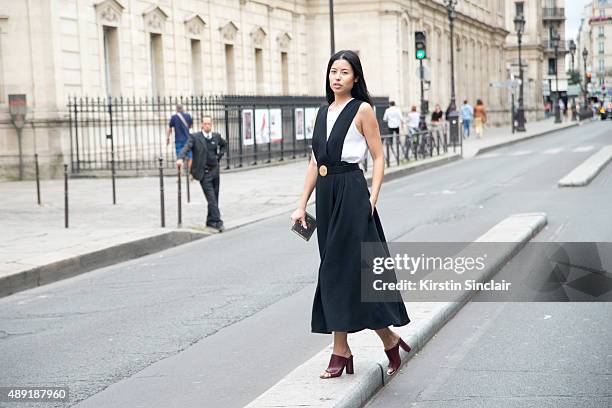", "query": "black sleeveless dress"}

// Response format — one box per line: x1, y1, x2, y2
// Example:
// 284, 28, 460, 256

310, 99, 410, 334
